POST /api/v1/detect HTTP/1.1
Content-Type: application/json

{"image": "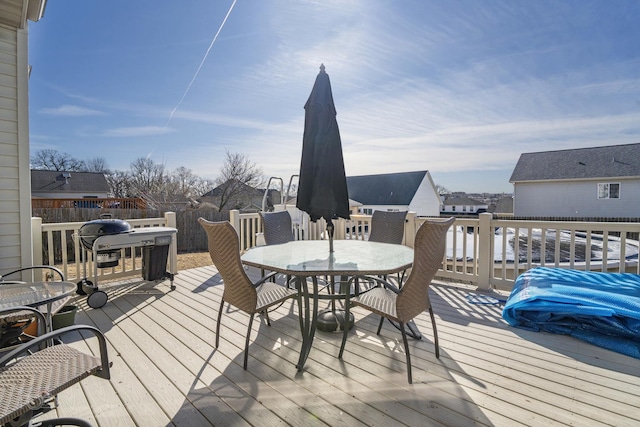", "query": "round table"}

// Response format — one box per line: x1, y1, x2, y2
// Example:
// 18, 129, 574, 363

242, 239, 414, 371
